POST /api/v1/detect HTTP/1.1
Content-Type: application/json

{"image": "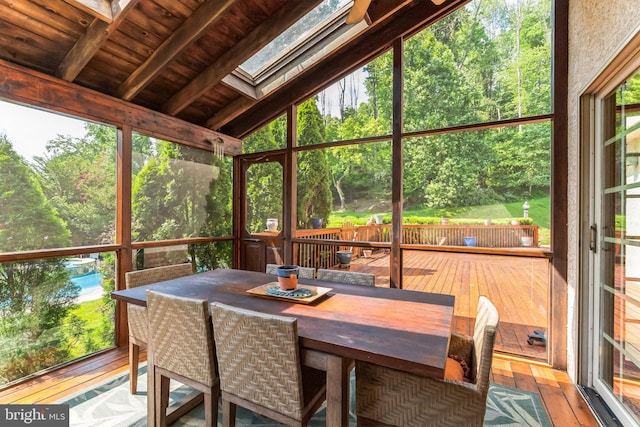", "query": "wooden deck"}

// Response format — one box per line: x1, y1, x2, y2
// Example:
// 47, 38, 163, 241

0, 348, 599, 426
344, 250, 549, 359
